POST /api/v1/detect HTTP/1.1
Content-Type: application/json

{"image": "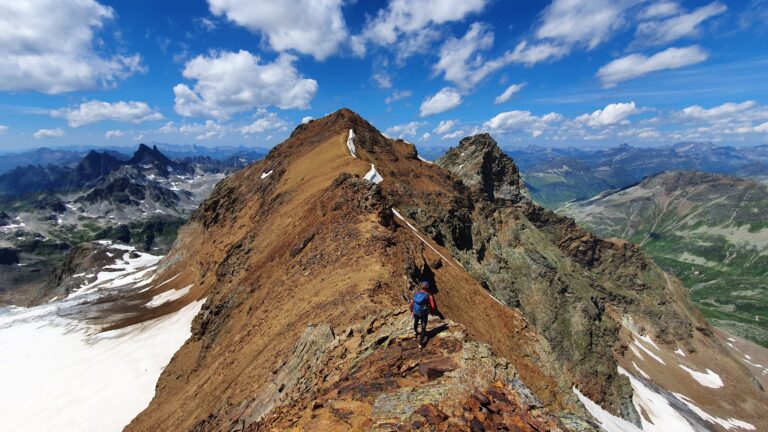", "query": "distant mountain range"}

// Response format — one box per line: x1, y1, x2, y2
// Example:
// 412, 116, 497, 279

0, 144, 263, 306
560, 171, 768, 346
506, 142, 768, 208
0, 143, 269, 175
